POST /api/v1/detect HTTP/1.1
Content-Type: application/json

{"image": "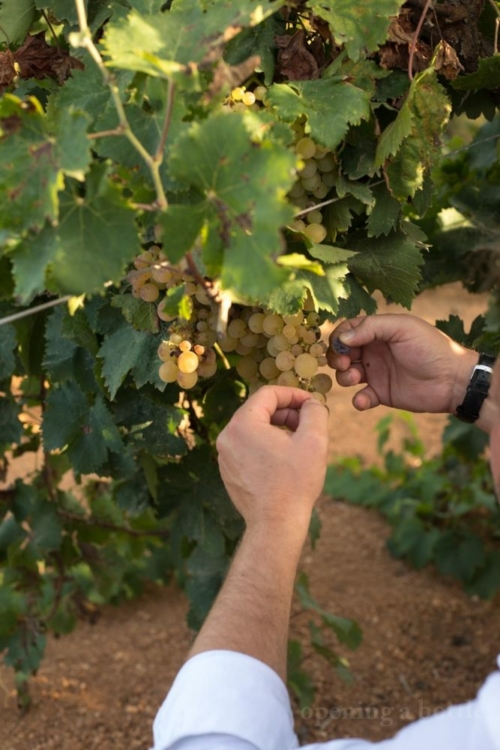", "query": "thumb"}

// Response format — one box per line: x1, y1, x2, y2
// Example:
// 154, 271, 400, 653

295, 397, 329, 445
335, 314, 401, 349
